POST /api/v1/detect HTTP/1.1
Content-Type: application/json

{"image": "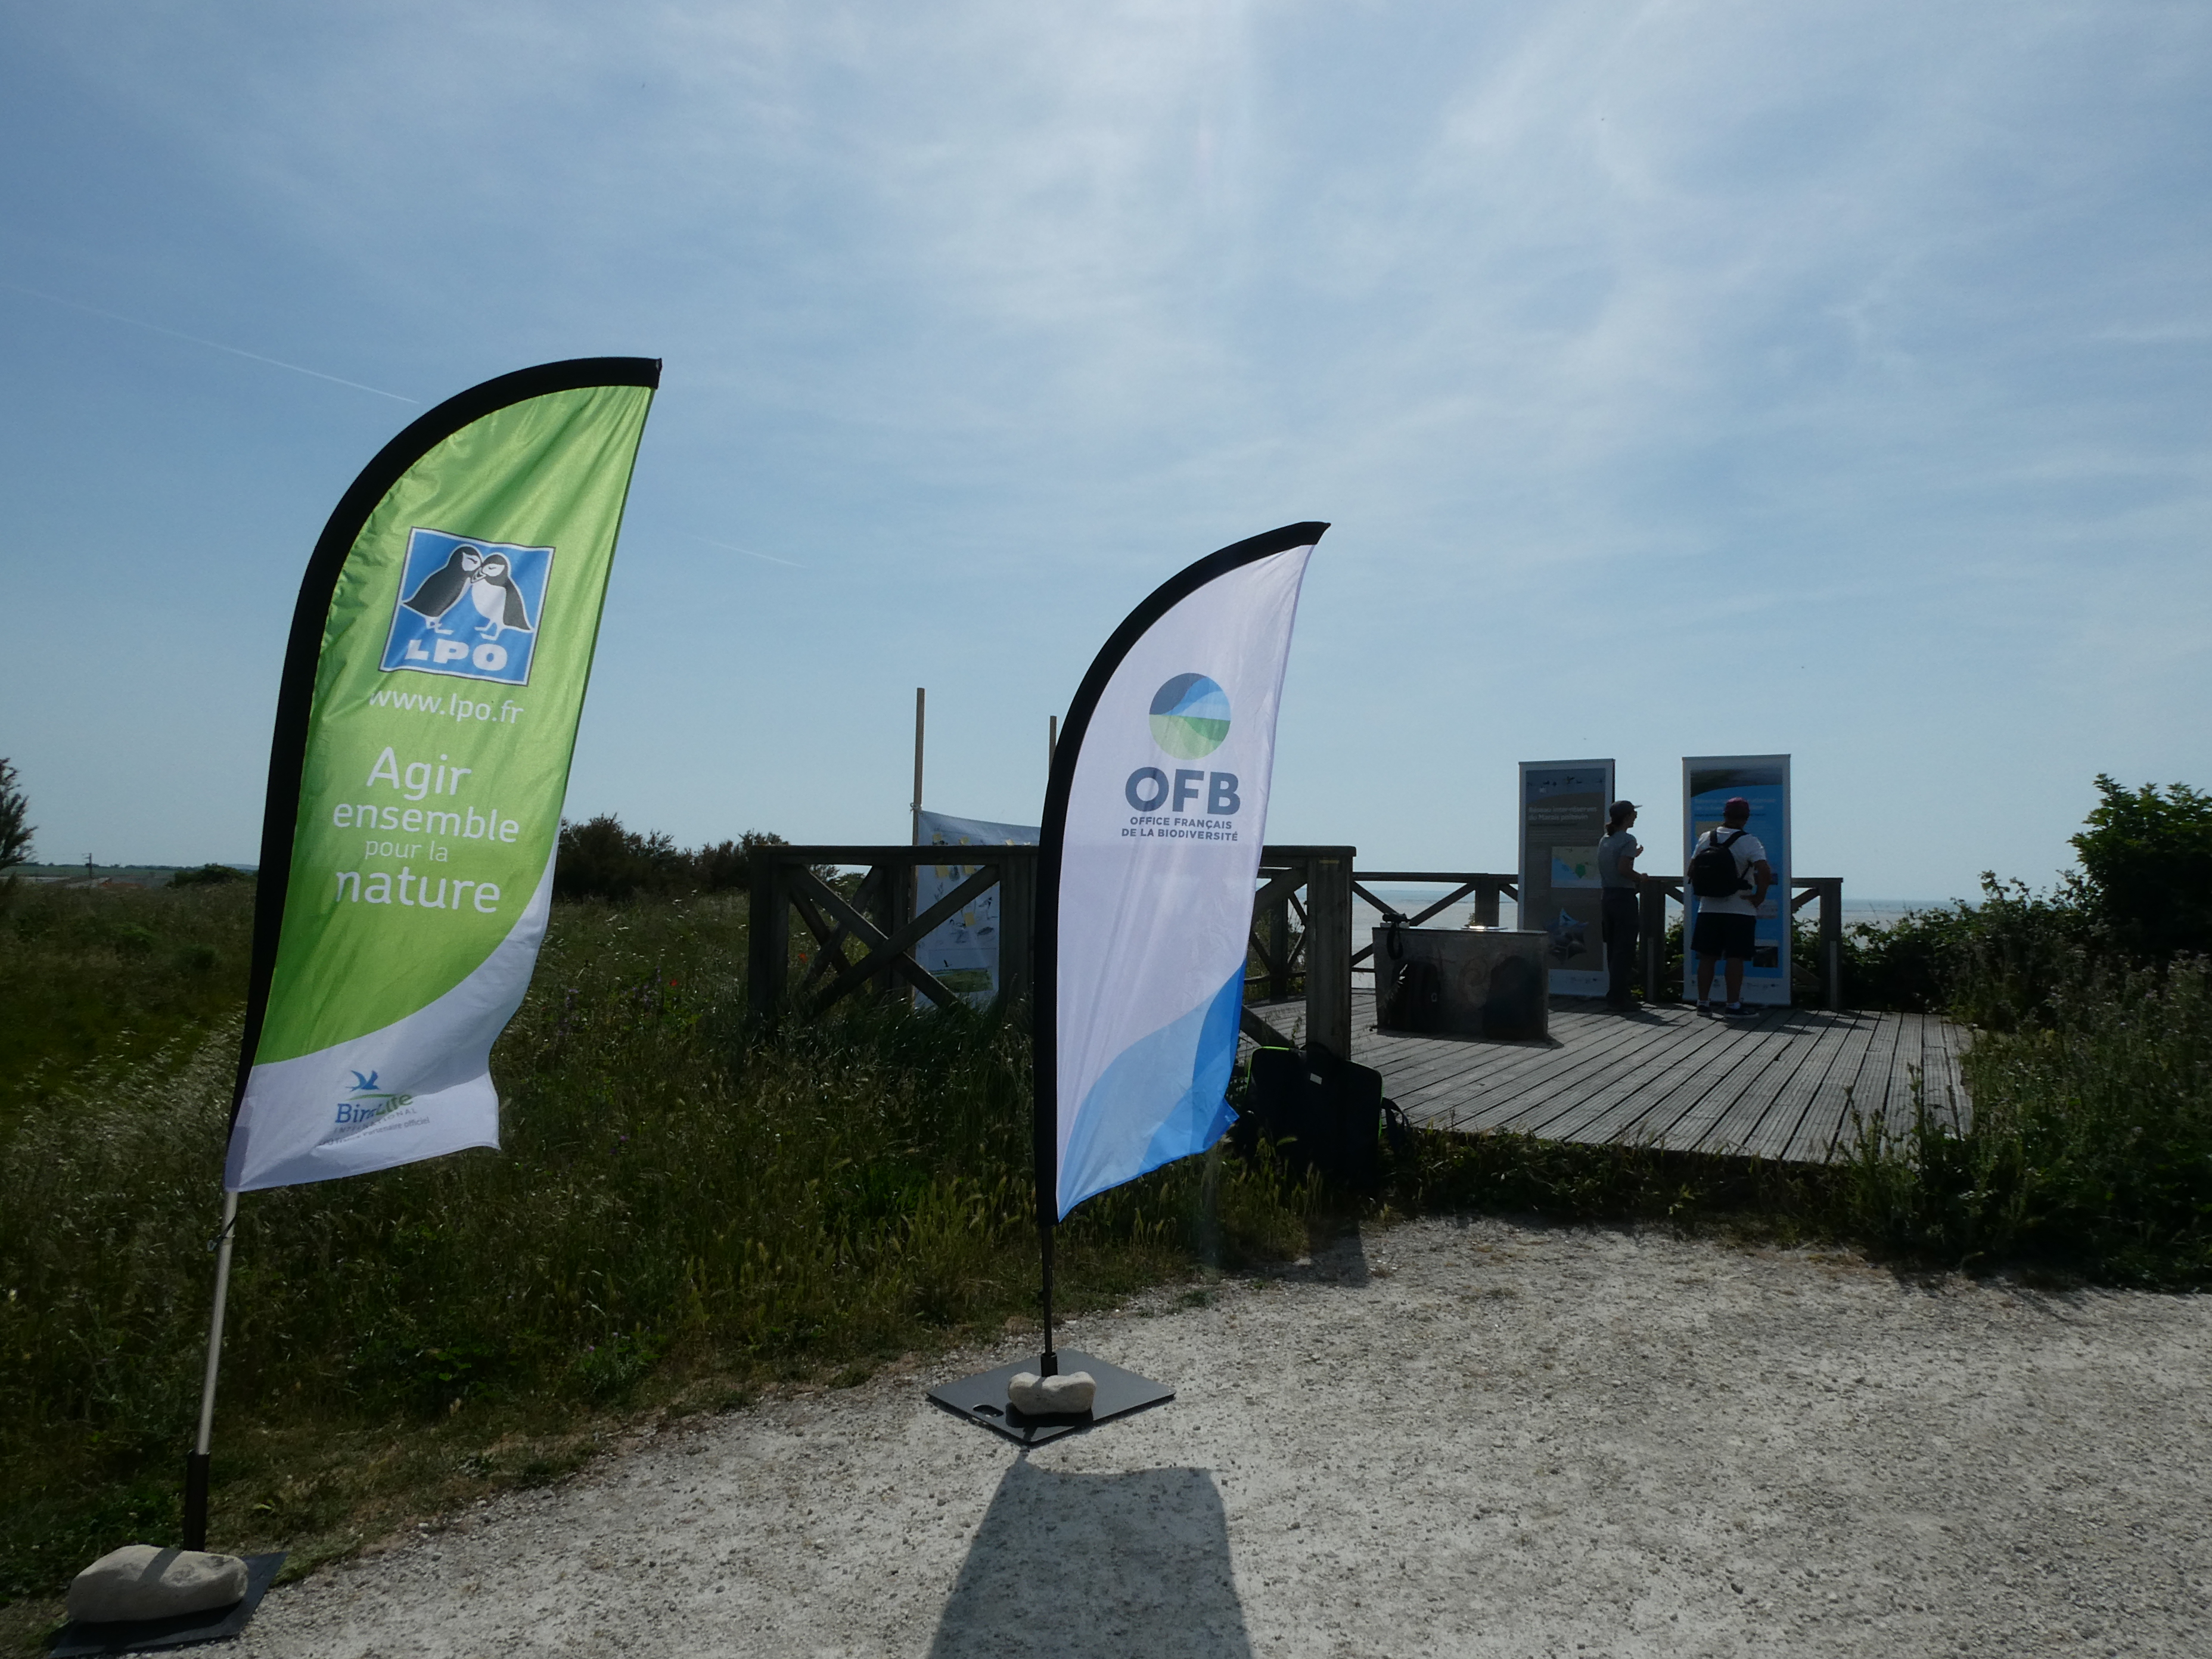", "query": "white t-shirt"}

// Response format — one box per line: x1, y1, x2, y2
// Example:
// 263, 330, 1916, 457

1695, 828, 1767, 917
